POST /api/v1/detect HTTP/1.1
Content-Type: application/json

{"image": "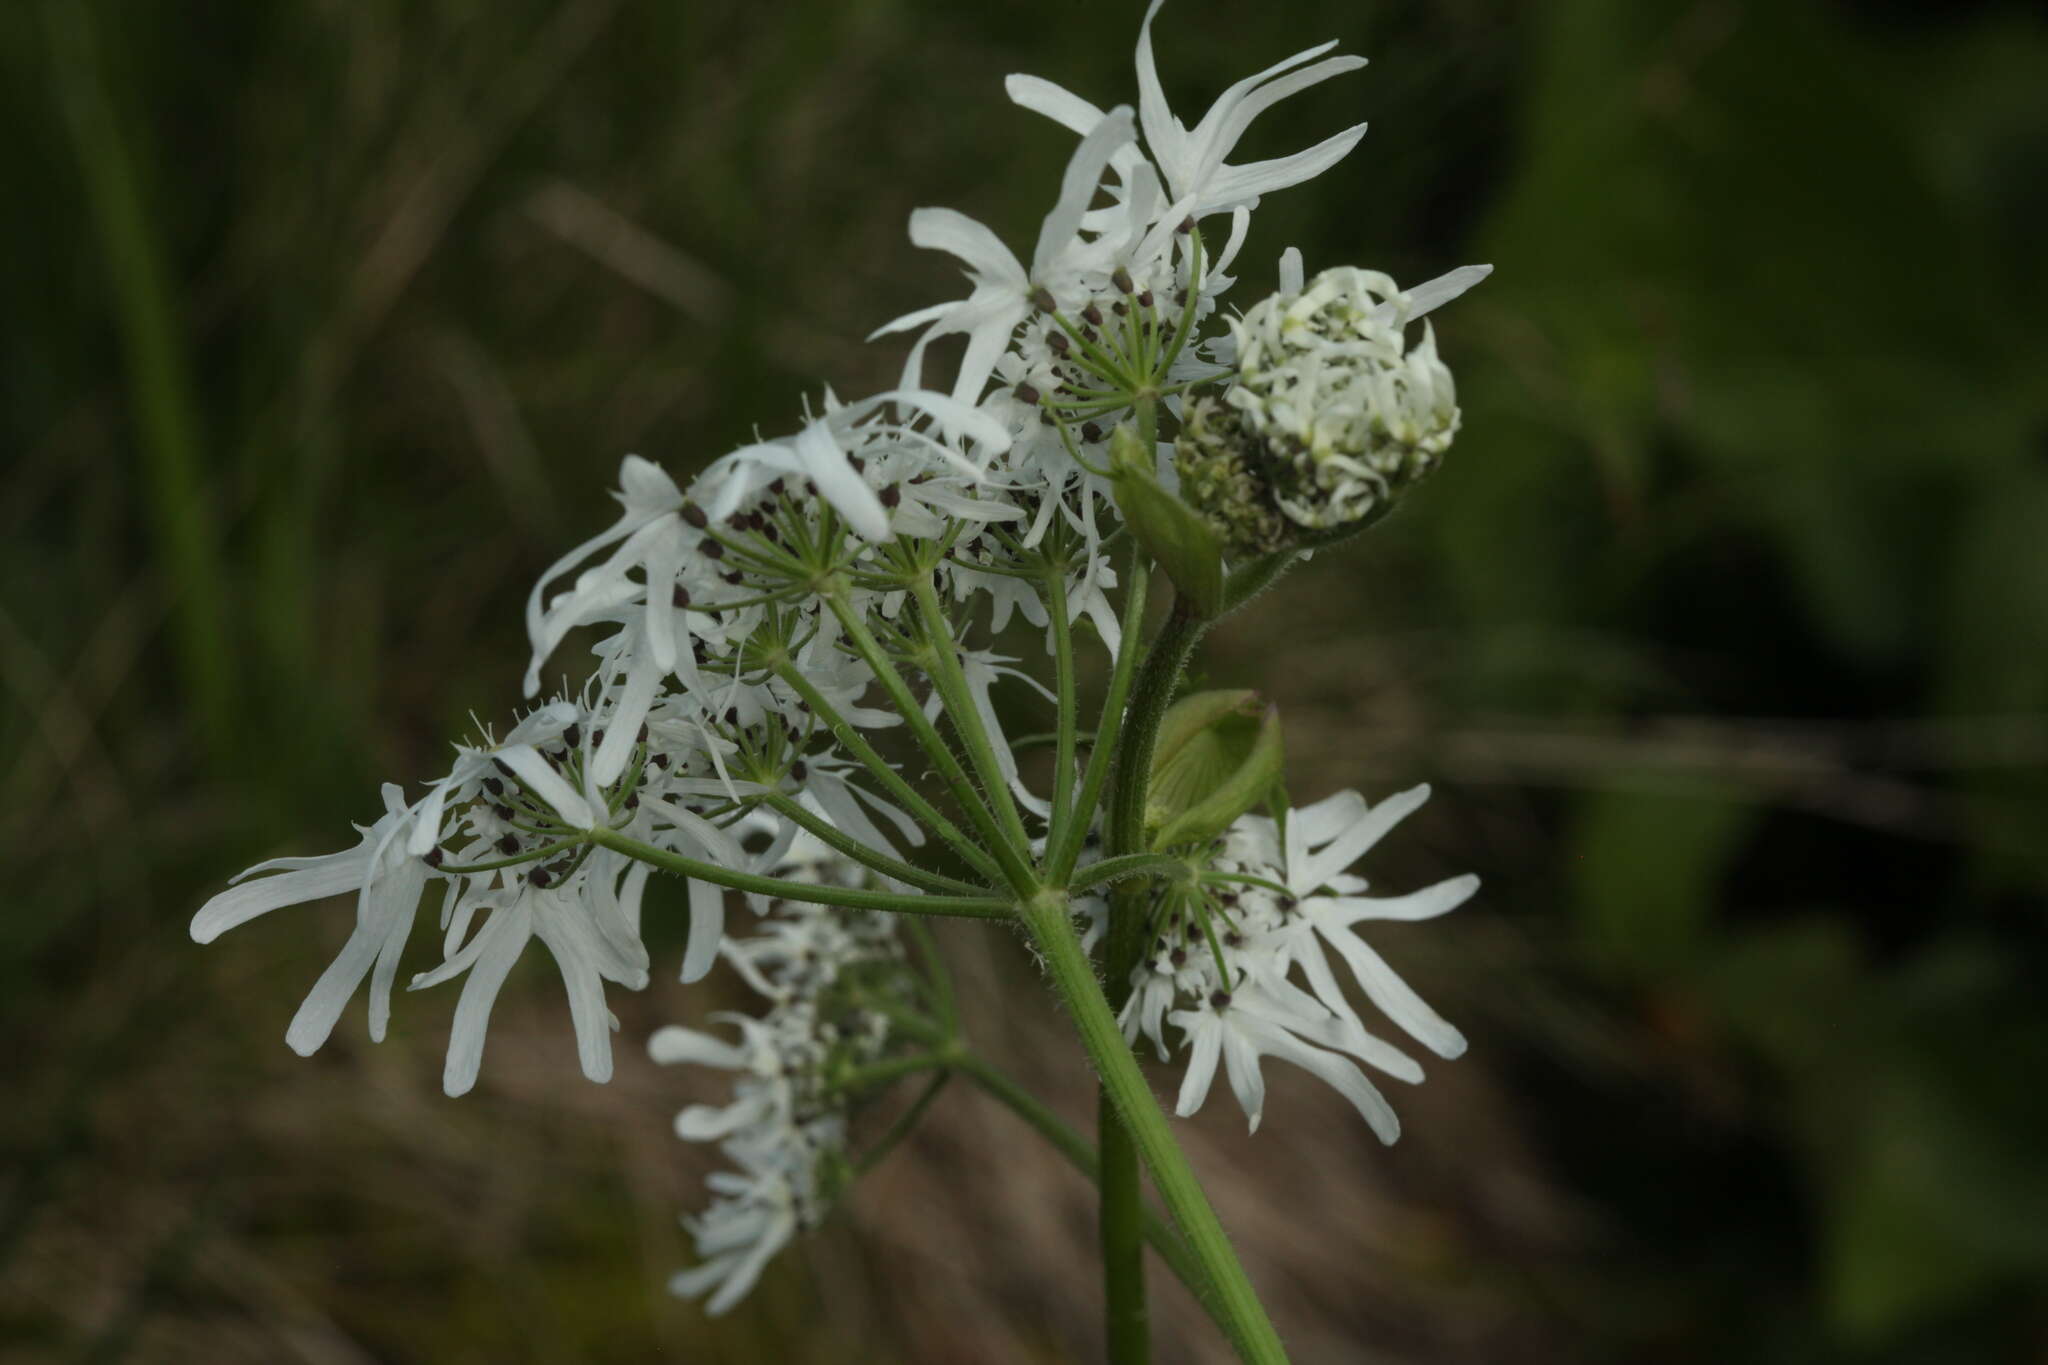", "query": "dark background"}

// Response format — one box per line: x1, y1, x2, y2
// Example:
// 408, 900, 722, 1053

4, 0, 2046, 1360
